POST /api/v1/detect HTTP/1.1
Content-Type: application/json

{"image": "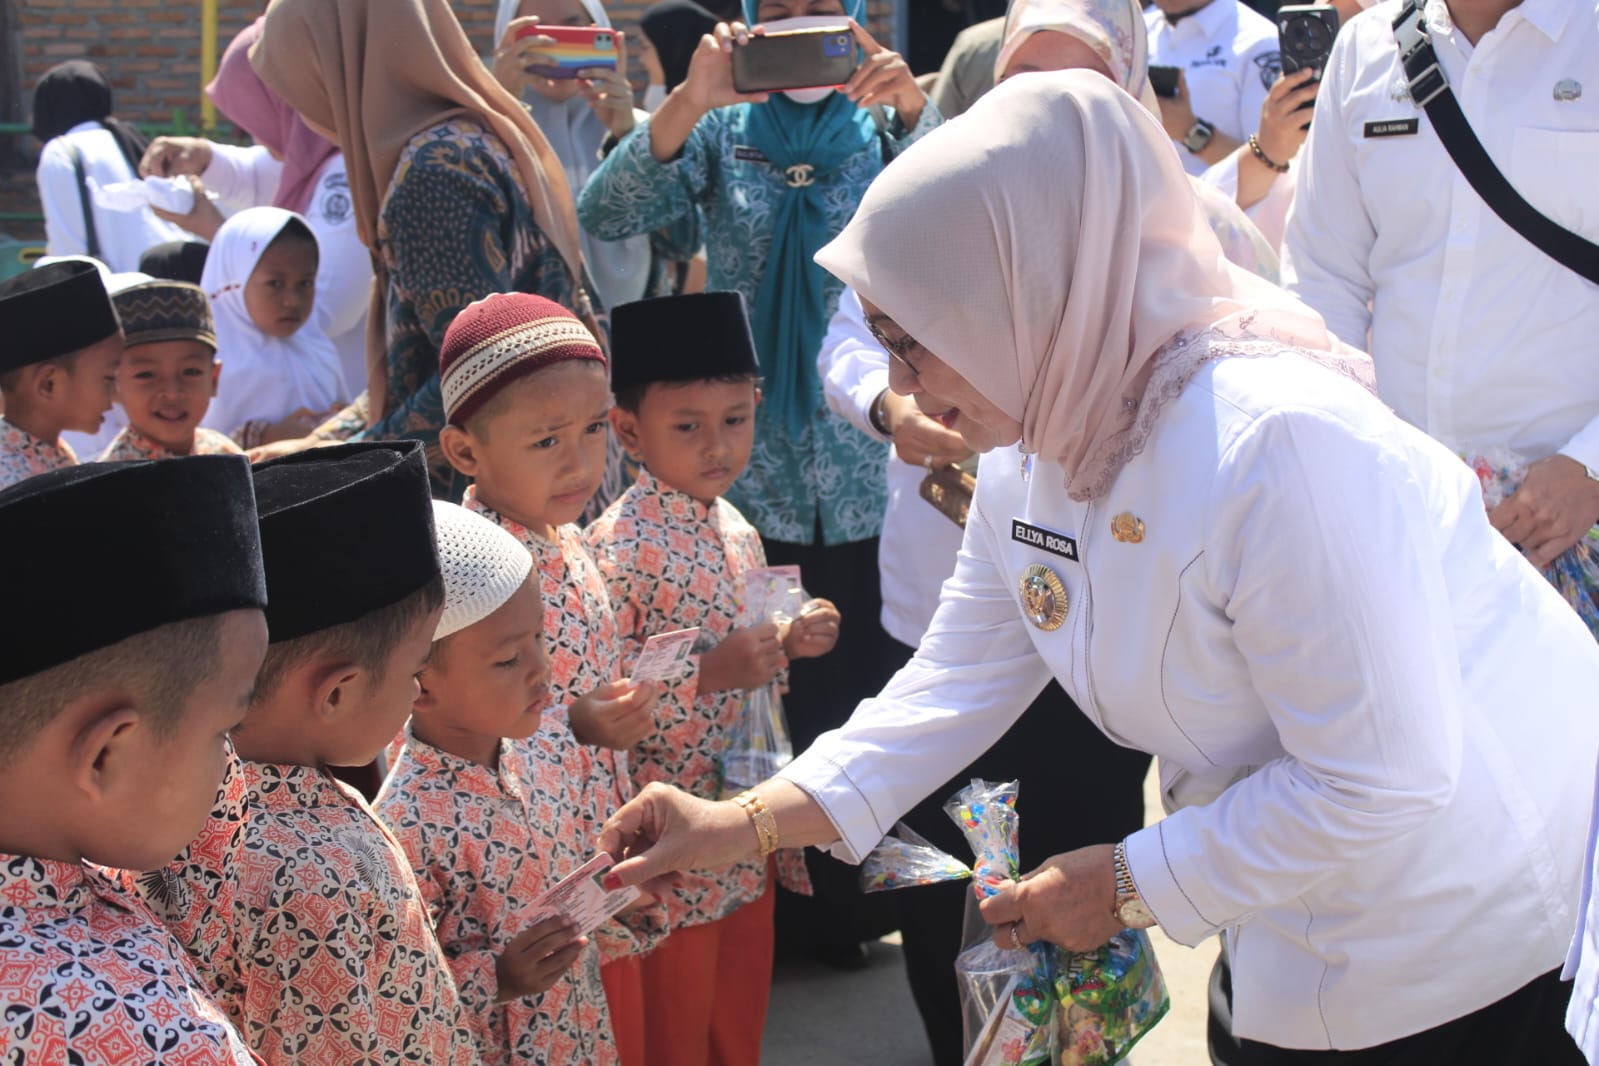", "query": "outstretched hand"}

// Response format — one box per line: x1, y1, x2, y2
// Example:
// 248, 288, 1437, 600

598, 781, 756, 892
